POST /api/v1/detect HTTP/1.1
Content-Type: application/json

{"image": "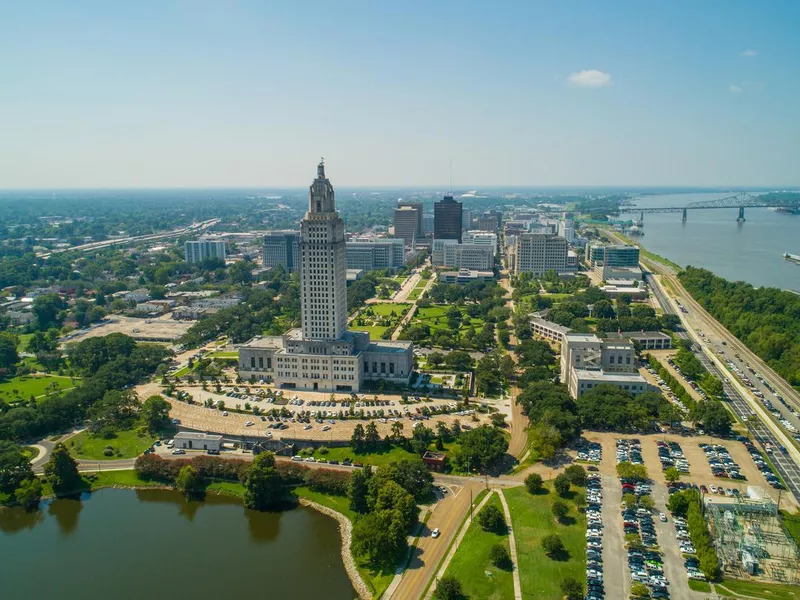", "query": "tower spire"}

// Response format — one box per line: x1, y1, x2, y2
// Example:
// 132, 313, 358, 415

317, 157, 325, 179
